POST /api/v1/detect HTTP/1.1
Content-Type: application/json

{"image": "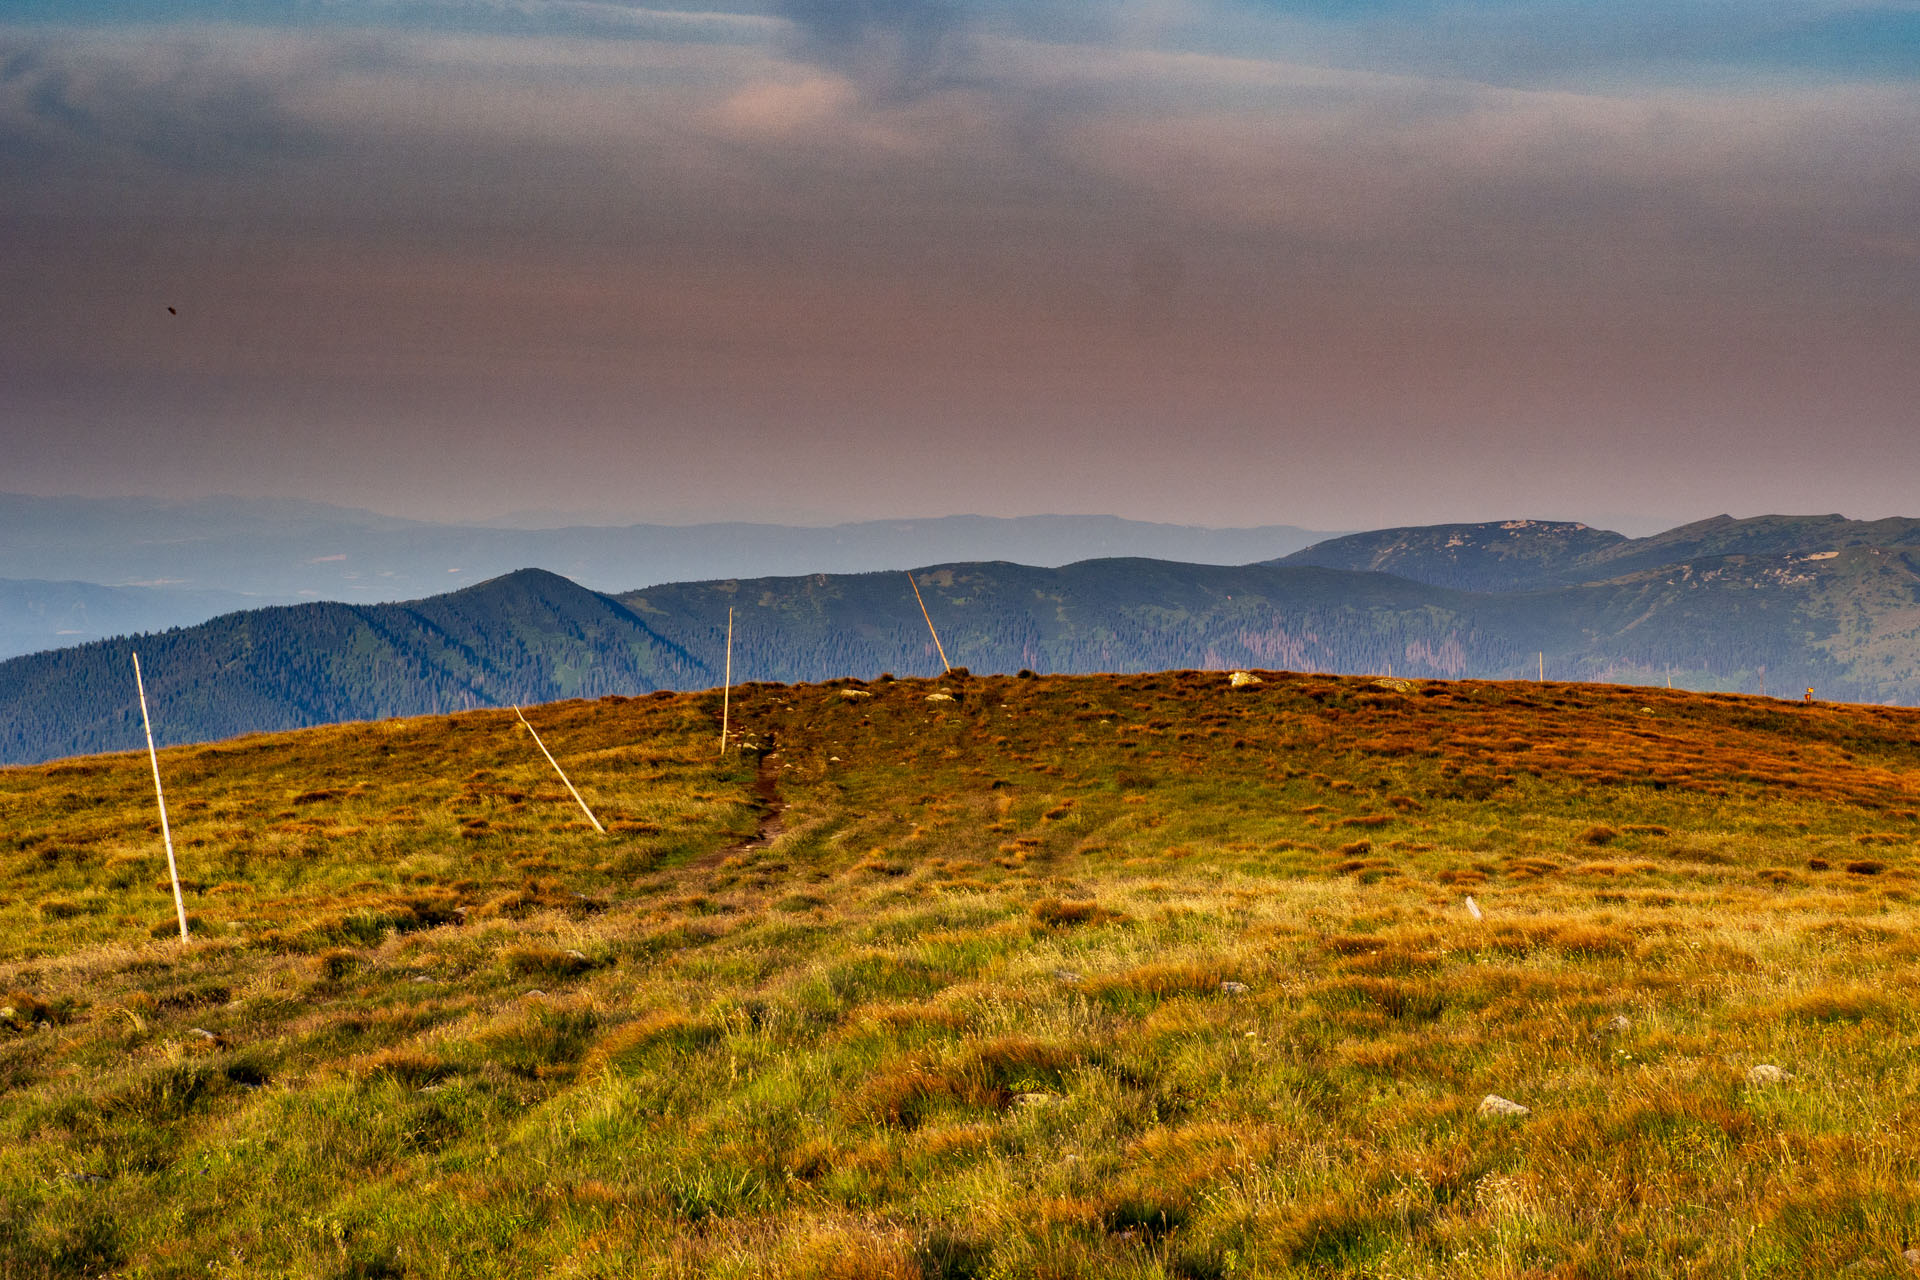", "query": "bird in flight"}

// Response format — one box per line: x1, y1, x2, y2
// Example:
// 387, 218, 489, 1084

167, 306, 177, 315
